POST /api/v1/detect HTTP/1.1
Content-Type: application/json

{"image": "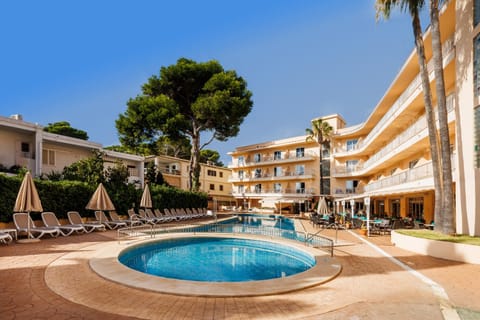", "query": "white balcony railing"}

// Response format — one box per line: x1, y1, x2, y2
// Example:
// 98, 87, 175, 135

228, 151, 317, 168
228, 170, 315, 182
